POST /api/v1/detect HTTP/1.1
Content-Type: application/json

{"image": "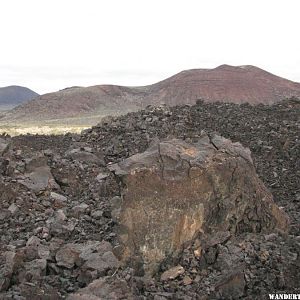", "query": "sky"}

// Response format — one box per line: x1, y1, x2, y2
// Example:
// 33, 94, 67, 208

0, 0, 300, 94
